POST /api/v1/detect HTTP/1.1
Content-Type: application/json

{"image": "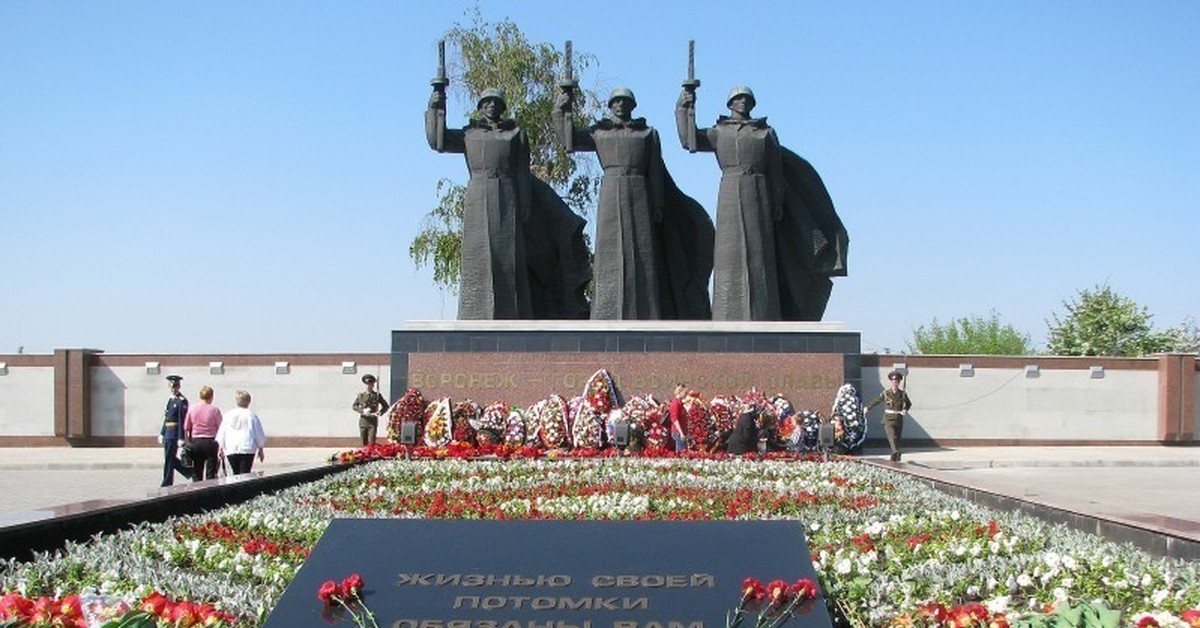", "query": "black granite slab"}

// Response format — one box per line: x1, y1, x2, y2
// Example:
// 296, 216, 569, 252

264, 520, 831, 628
